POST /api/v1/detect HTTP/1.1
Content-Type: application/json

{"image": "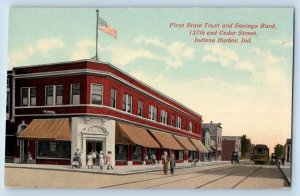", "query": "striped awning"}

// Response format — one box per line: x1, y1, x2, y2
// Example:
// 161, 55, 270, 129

116, 122, 160, 148
190, 138, 209, 153
174, 135, 197, 151
18, 118, 71, 141
148, 129, 183, 150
